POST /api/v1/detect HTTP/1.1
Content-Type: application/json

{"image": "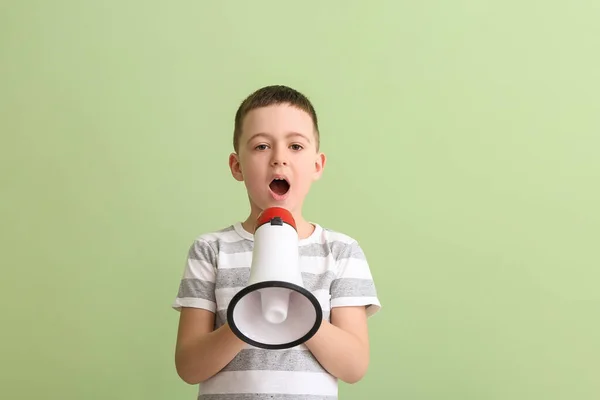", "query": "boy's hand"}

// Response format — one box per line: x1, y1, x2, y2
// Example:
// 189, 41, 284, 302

304, 306, 370, 384
175, 307, 246, 384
